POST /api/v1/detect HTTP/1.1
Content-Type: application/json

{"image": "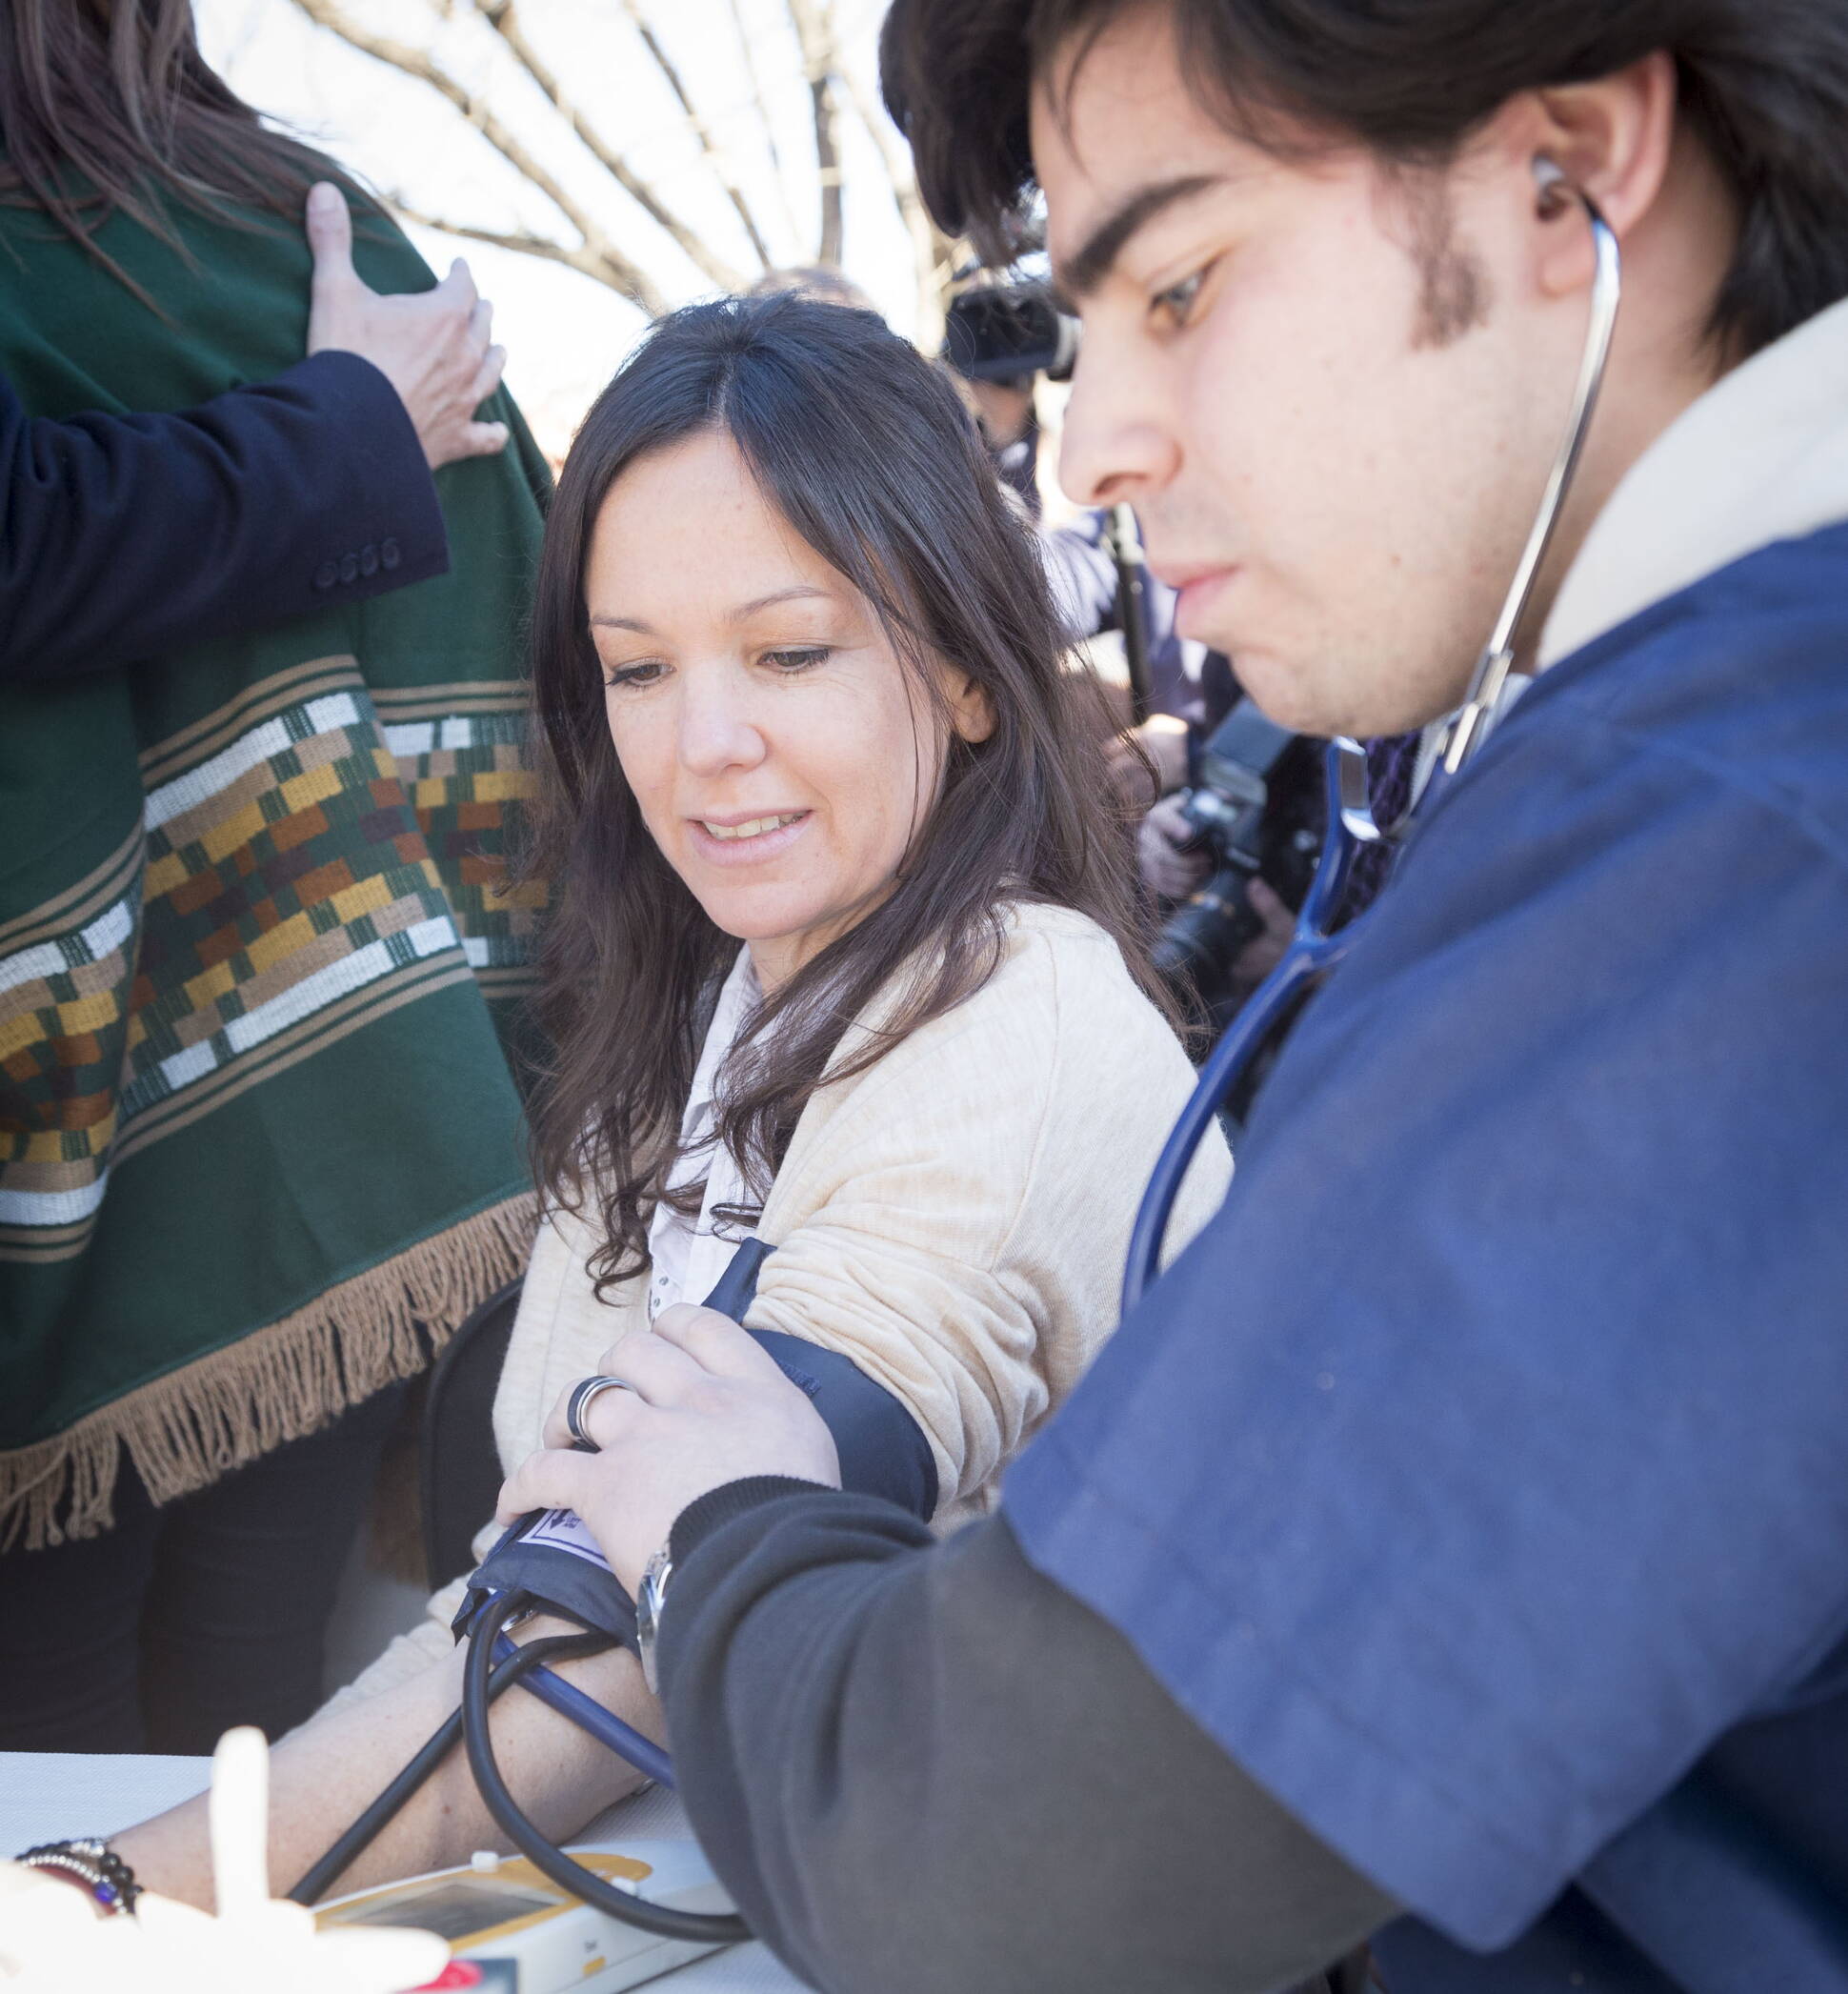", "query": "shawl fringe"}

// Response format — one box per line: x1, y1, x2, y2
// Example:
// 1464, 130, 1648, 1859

0, 1192, 536, 1553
